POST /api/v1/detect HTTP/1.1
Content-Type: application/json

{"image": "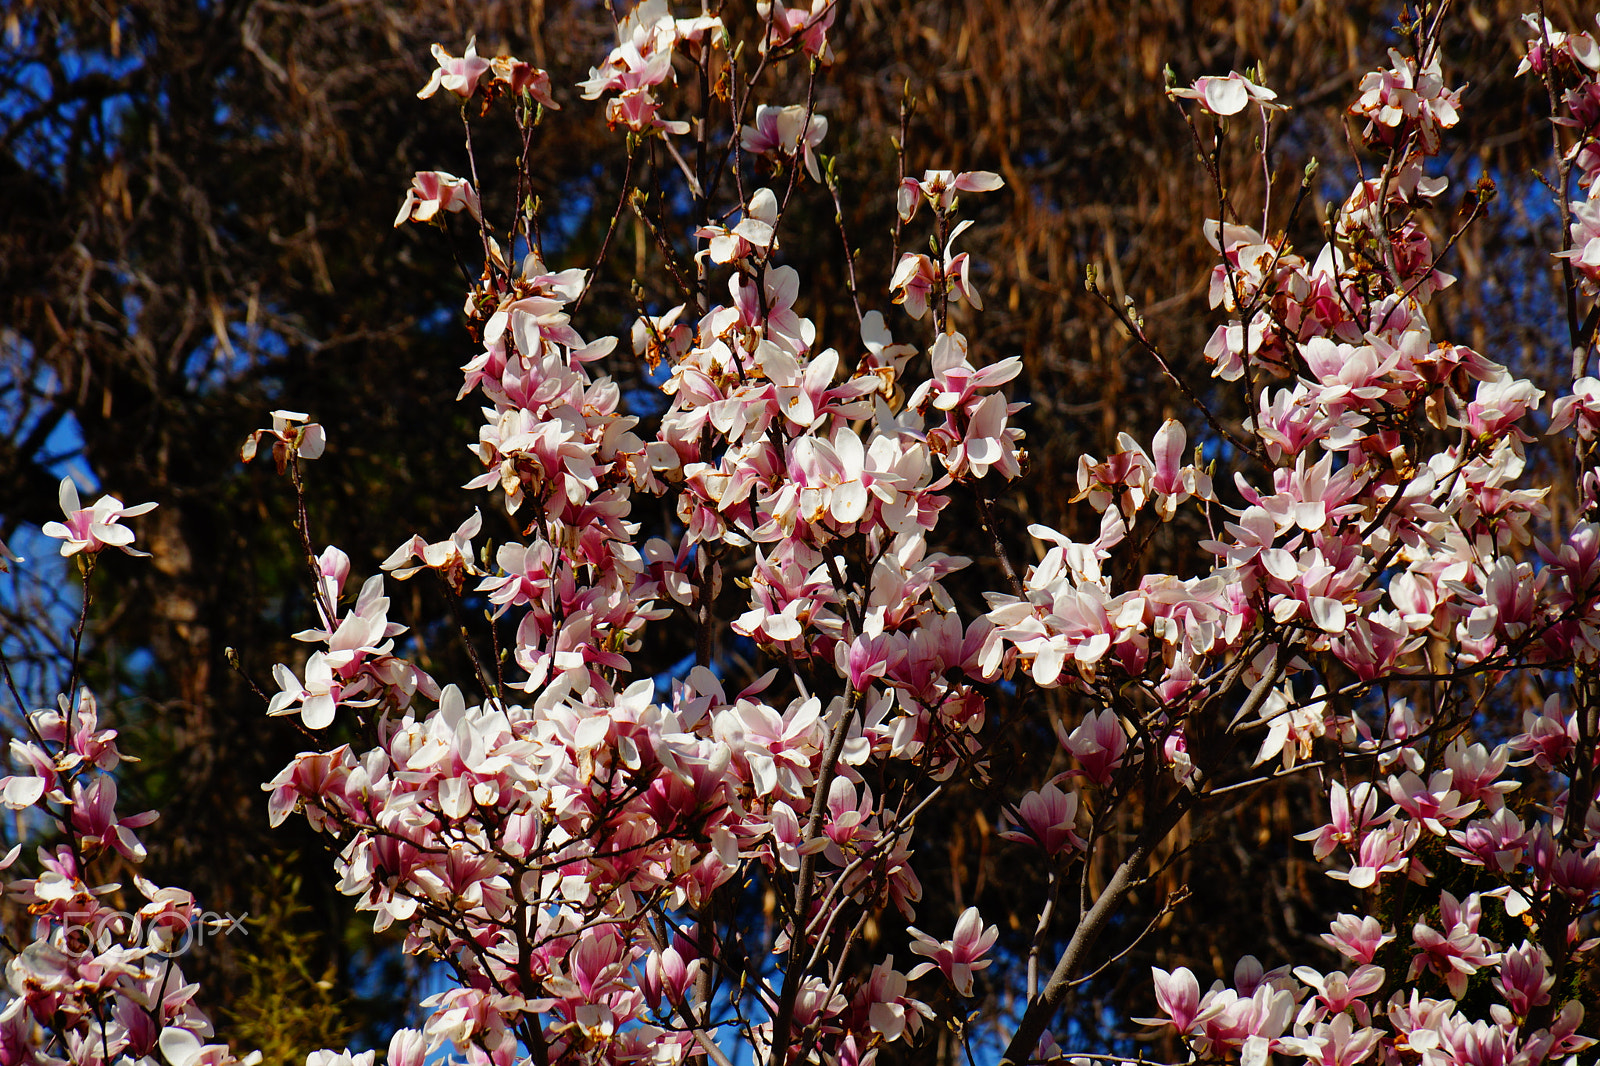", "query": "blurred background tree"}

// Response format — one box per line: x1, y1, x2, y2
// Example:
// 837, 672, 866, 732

1, 0, 1589, 1060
